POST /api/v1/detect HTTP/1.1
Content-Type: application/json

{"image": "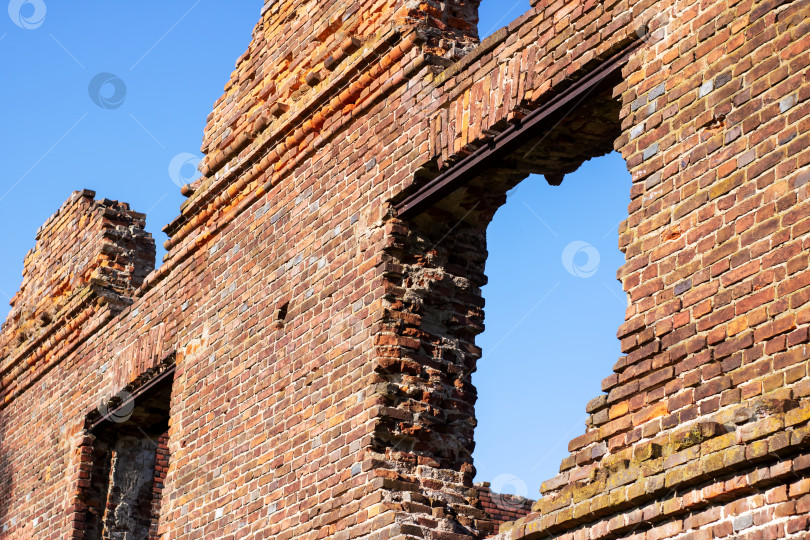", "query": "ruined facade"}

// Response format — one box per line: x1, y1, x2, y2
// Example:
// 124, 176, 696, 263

1, 0, 810, 538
